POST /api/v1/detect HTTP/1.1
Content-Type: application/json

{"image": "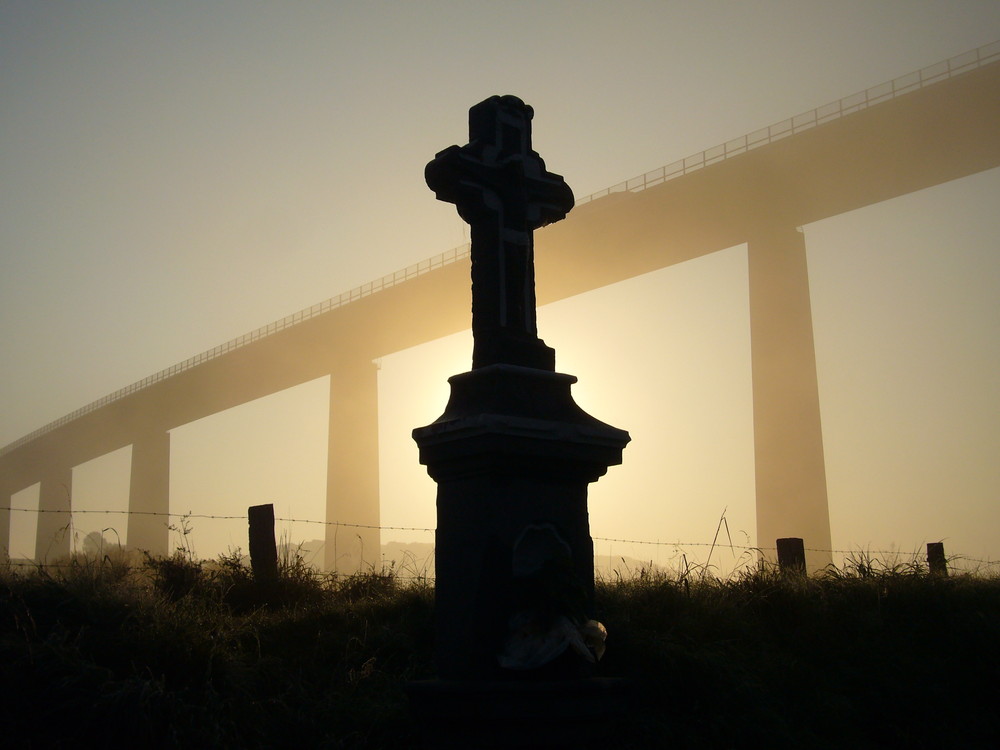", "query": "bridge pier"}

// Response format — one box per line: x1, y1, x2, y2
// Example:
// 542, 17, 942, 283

35, 466, 72, 562
127, 430, 171, 557
325, 359, 381, 573
747, 226, 832, 571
